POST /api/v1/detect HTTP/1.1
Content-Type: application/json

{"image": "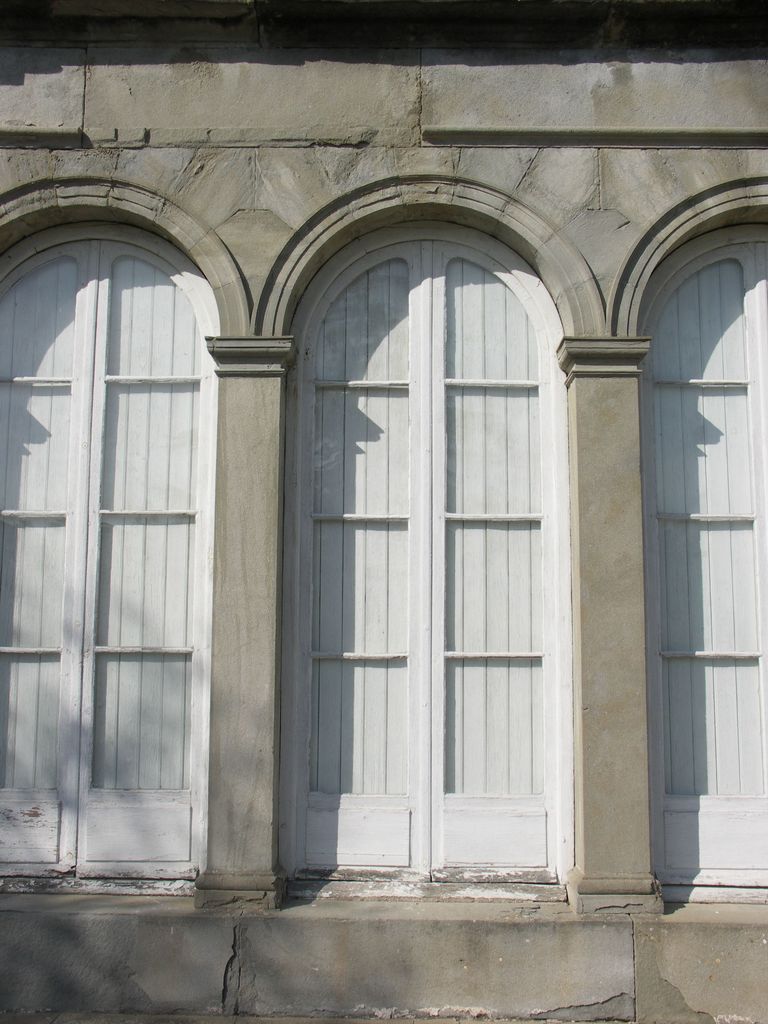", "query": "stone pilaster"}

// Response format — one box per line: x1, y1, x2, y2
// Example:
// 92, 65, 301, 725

195, 337, 294, 910
558, 336, 662, 914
